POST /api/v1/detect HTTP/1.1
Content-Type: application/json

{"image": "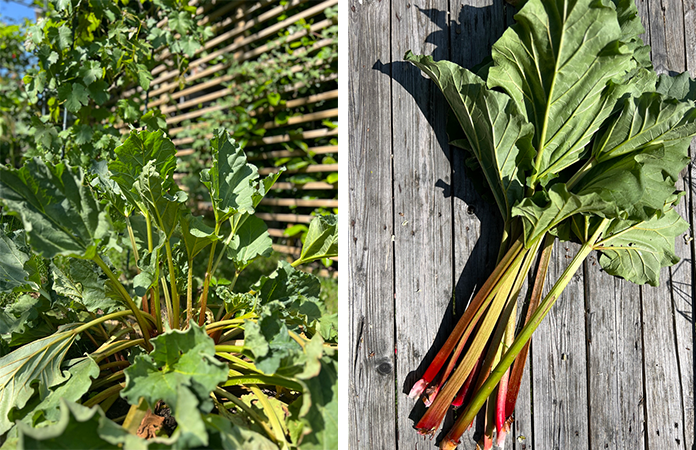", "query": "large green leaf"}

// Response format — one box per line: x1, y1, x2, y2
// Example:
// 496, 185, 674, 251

592, 92, 696, 162
201, 130, 259, 222
108, 130, 178, 212
180, 213, 219, 261
0, 326, 78, 434
296, 215, 338, 265
226, 215, 273, 272
30, 357, 99, 425
288, 356, 338, 450
0, 159, 110, 259
204, 415, 277, 450
0, 230, 34, 293
16, 399, 167, 450
51, 257, 121, 313
595, 208, 688, 286
121, 322, 228, 409
487, 0, 635, 186
405, 52, 534, 222
655, 71, 696, 101
133, 162, 187, 239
